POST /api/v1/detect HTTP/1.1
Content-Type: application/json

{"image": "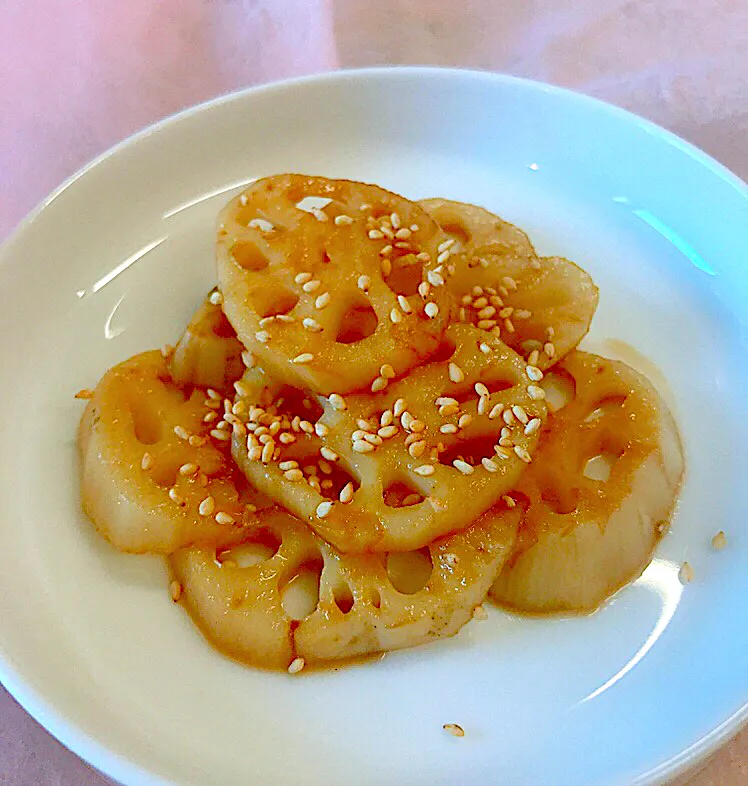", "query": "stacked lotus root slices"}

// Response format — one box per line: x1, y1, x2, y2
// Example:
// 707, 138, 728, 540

77, 174, 684, 672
